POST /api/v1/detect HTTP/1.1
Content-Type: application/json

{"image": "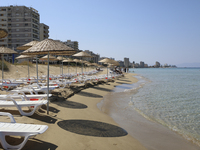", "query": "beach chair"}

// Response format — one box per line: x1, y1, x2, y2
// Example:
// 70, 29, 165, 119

0, 112, 48, 150
0, 96, 48, 116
